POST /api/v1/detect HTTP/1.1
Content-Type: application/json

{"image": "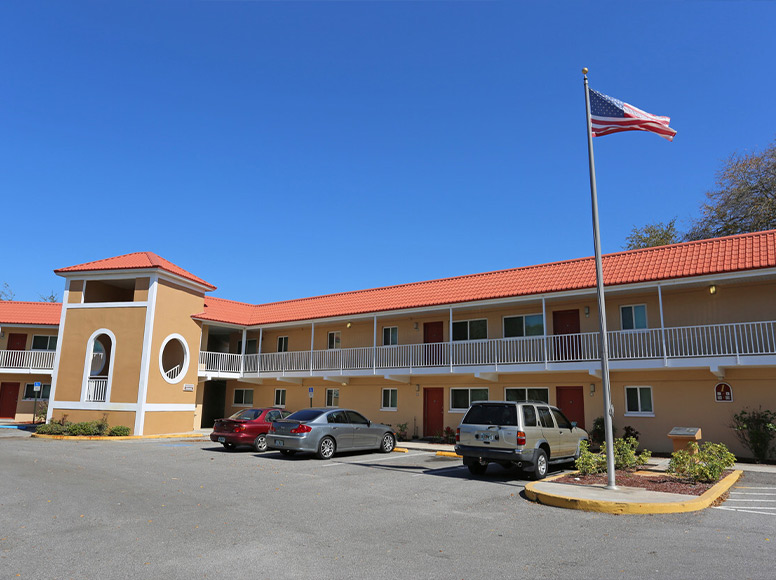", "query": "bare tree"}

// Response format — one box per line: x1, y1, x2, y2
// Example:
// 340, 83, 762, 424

39, 291, 59, 303
0, 282, 14, 301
